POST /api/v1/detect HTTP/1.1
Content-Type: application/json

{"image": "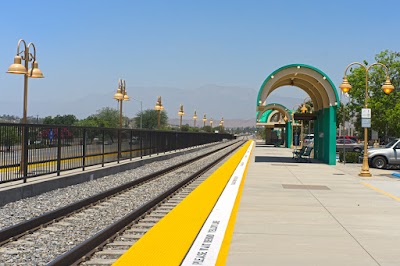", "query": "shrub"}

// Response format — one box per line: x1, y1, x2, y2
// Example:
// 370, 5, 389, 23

339, 151, 360, 163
